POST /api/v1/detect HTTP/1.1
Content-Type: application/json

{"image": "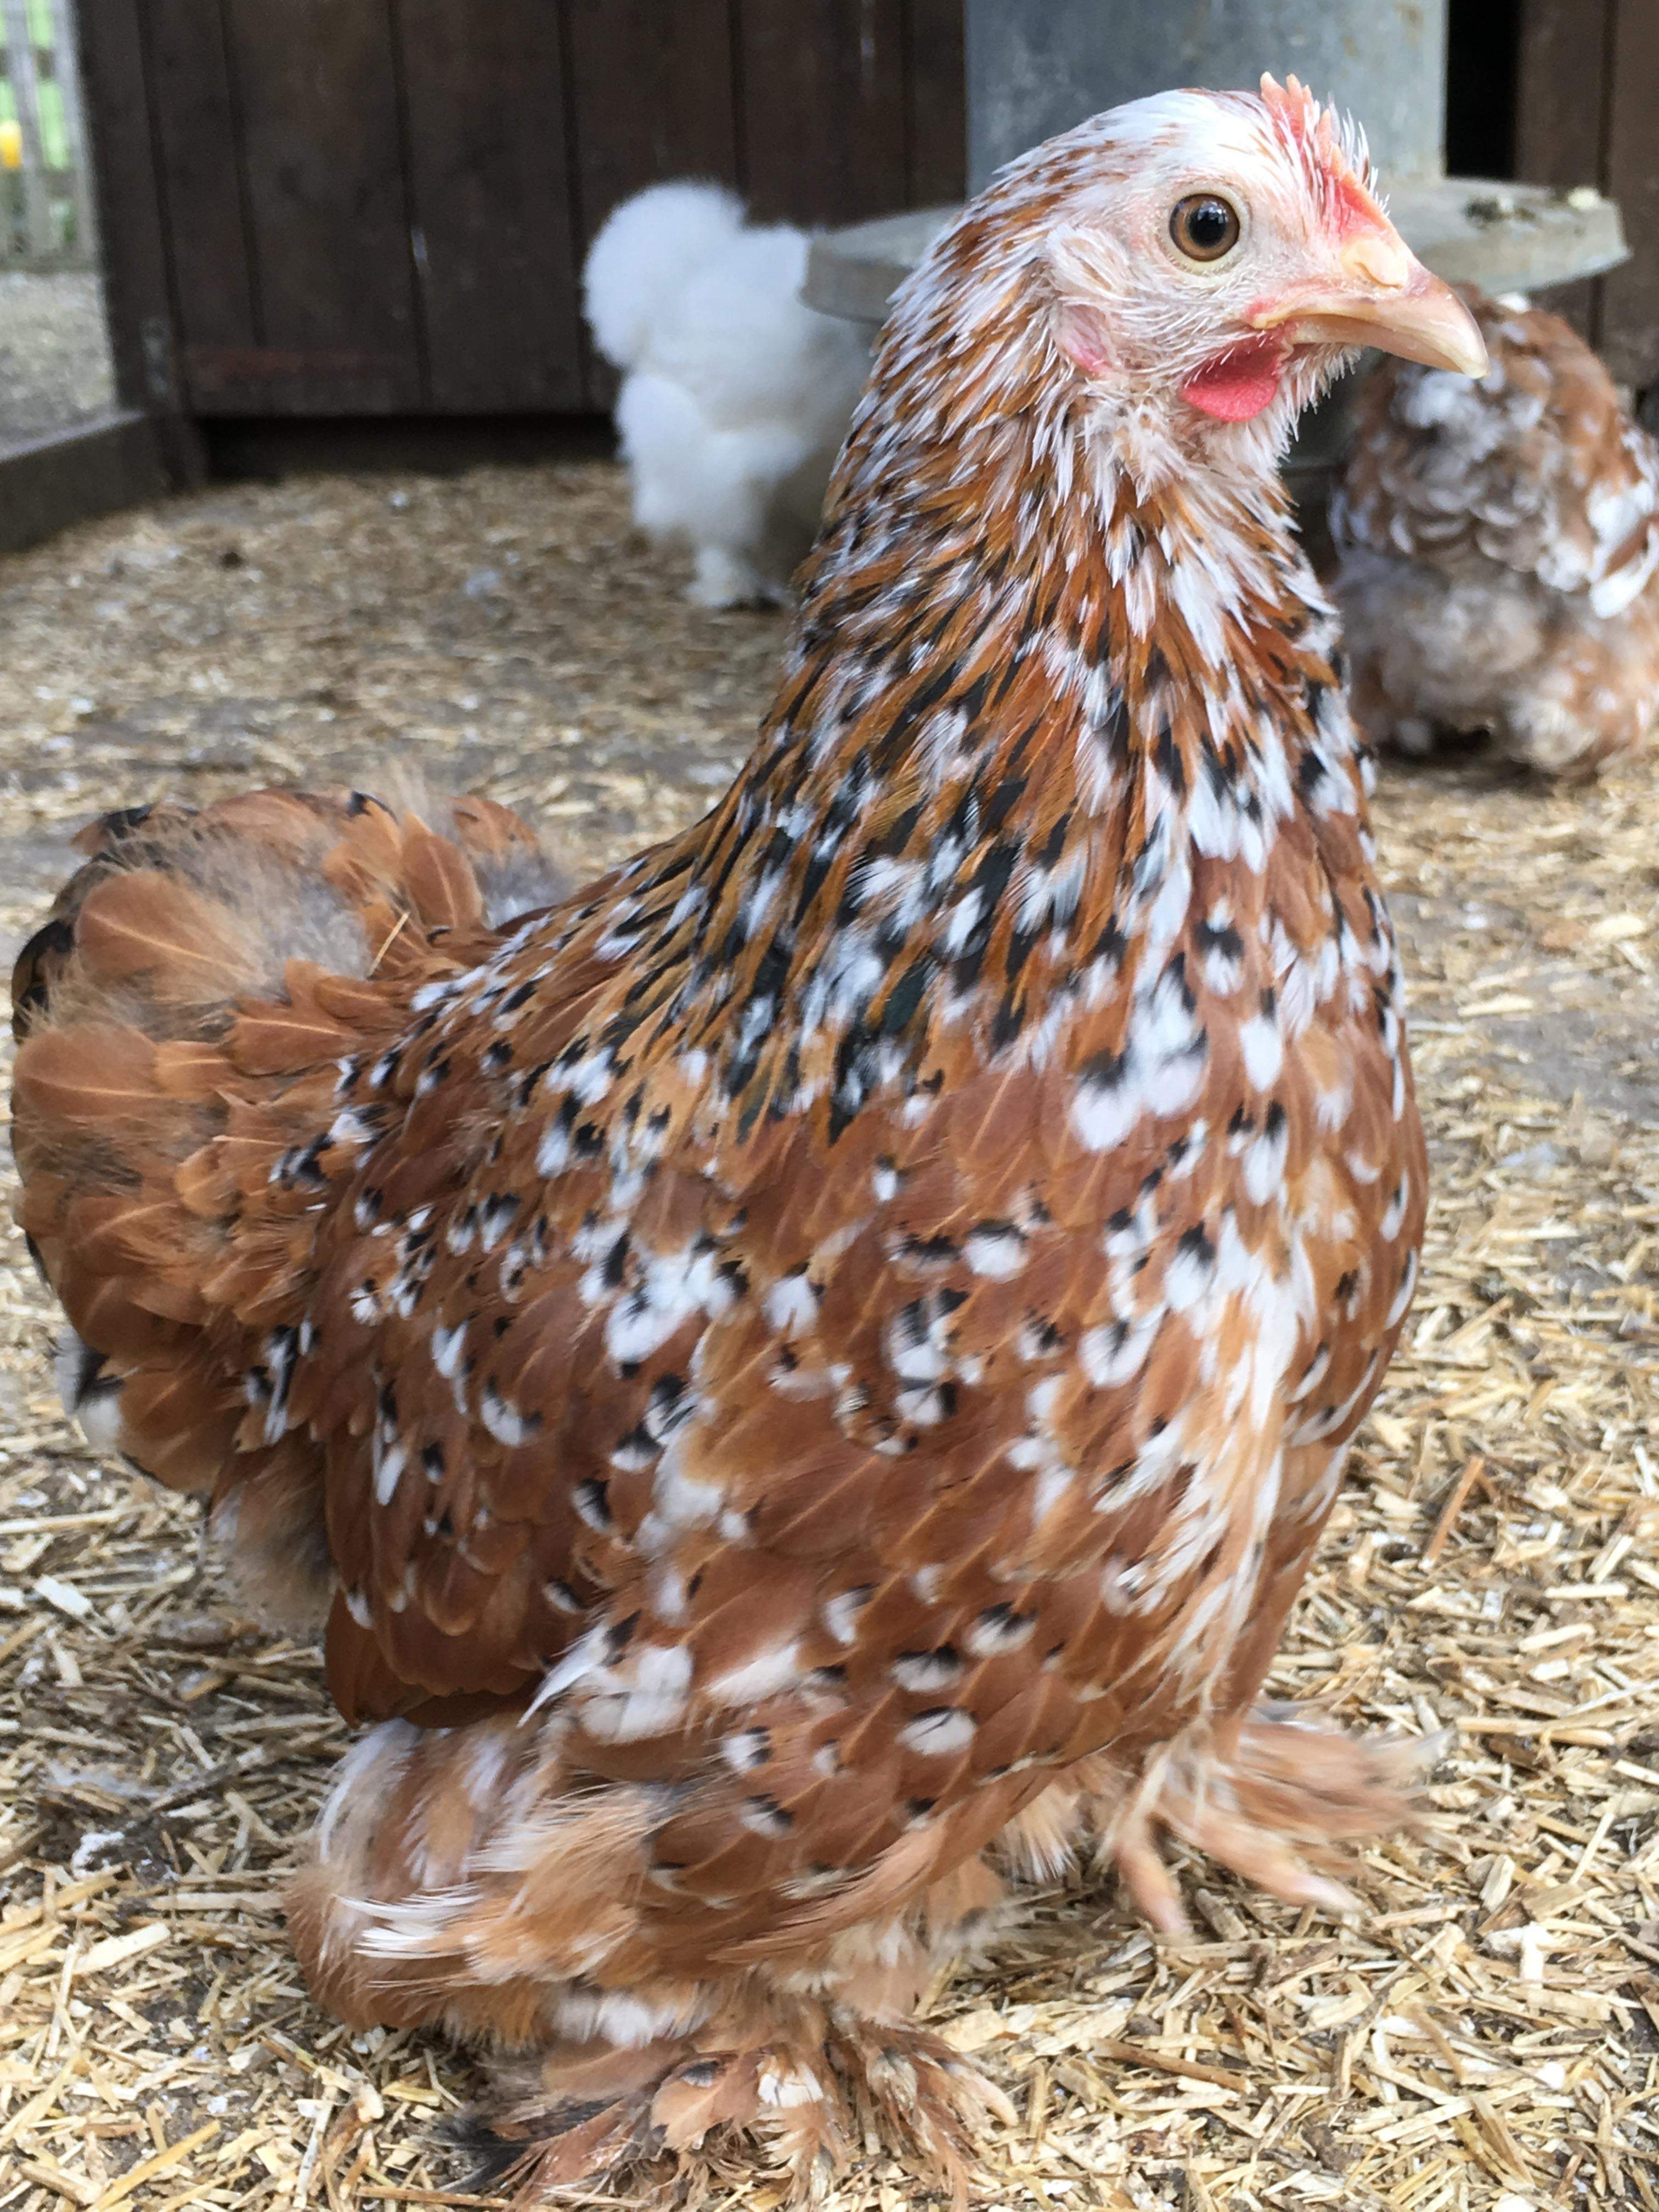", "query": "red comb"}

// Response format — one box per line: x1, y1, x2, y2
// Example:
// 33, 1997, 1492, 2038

1258, 70, 1381, 232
